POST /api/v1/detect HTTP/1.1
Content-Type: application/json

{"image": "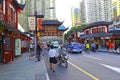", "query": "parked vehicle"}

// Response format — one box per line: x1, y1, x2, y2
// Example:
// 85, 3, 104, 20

66, 42, 83, 53
50, 41, 59, 48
